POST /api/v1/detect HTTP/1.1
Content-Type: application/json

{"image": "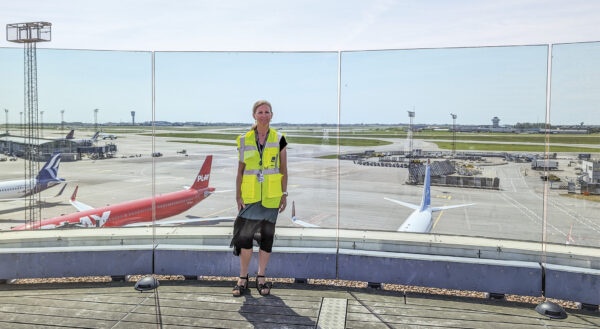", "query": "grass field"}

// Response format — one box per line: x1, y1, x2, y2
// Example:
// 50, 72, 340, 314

433, 141, 600, 152
289, 131, 600, 145
150, 133, 392, 147
561, 194, 600, 203
315, 154, 339, 159
167, 140, 237, 147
